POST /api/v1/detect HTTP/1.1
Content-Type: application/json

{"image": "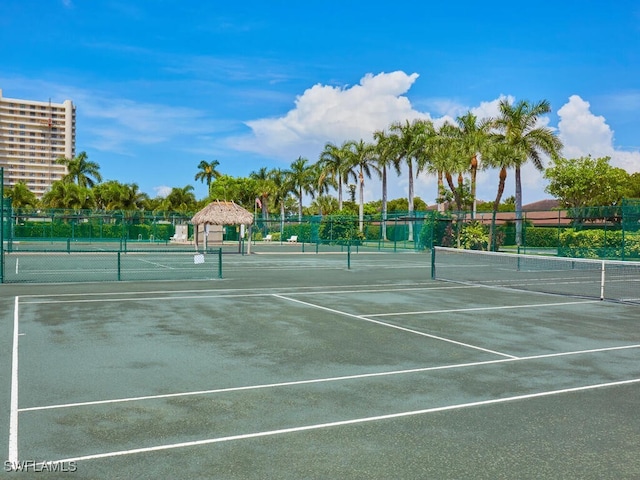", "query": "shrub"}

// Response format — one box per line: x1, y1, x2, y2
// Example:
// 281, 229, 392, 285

460, 221, 489, 250
318, 215, 363, 244
523, 227, 560, 248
